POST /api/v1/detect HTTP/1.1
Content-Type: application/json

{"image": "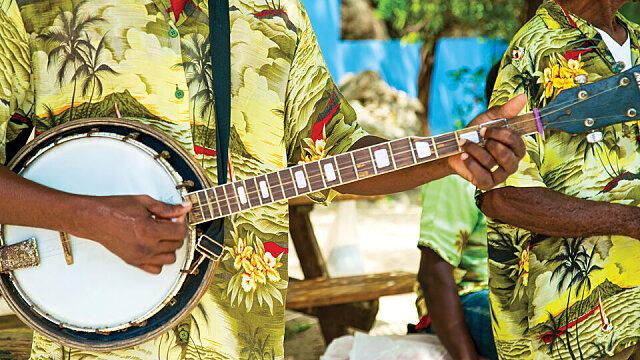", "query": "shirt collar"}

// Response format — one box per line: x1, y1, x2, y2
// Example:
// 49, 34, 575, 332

537, 0, 640, 69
